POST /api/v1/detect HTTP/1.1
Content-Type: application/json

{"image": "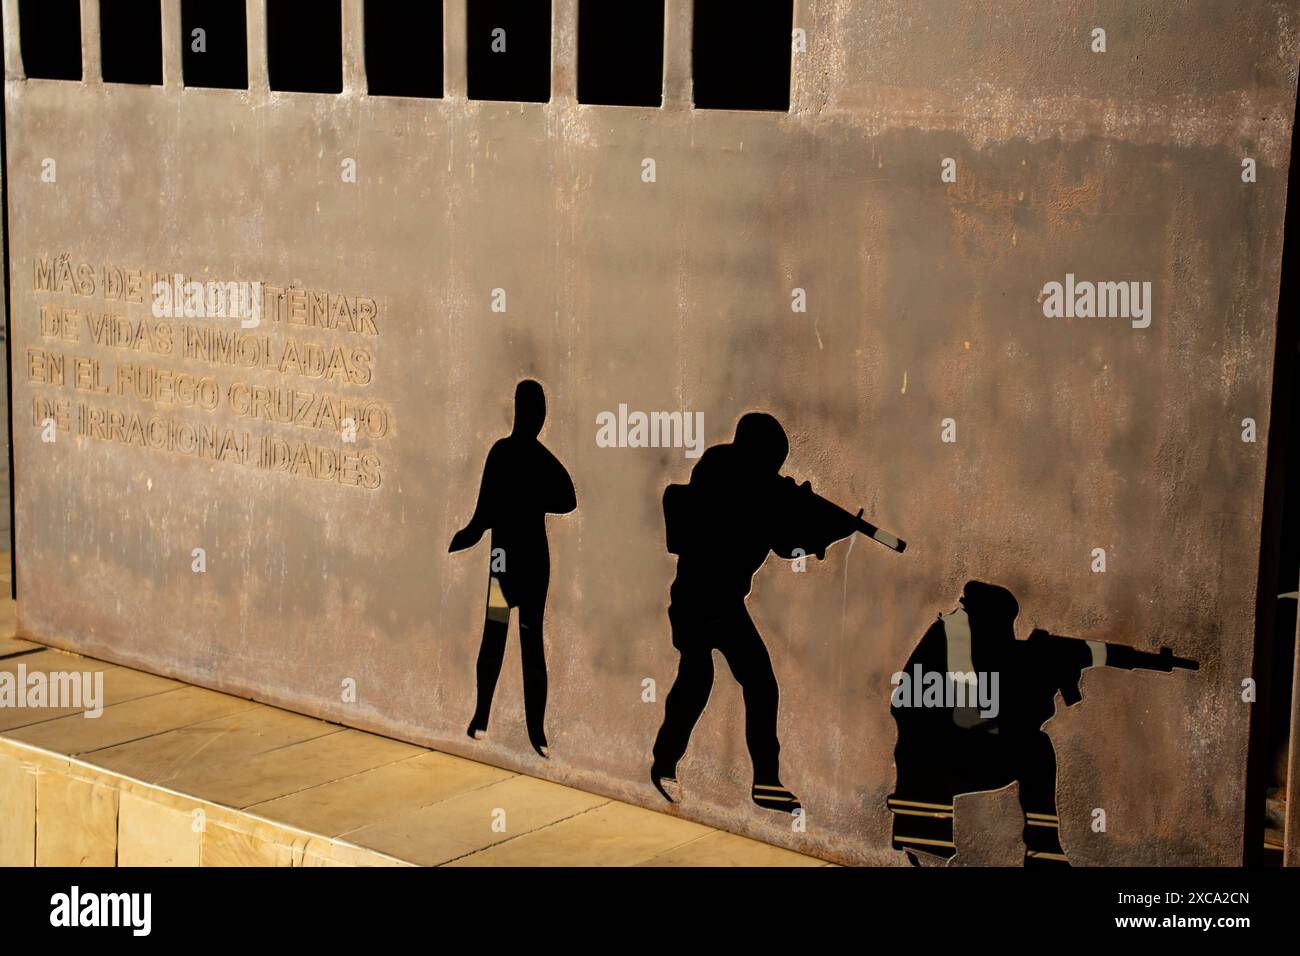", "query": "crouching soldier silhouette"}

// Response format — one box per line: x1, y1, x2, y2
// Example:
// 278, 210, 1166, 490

449, 380, 576, 758
651, 412, 907, 813
887, 581, 1198, 865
